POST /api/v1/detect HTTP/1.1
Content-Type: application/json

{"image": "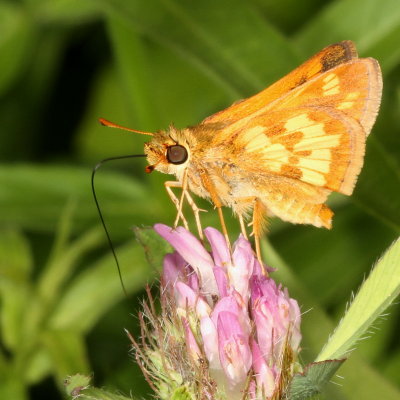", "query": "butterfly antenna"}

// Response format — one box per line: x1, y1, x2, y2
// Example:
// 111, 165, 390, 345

91, 154, 147, 297
99, 118, 154, 136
